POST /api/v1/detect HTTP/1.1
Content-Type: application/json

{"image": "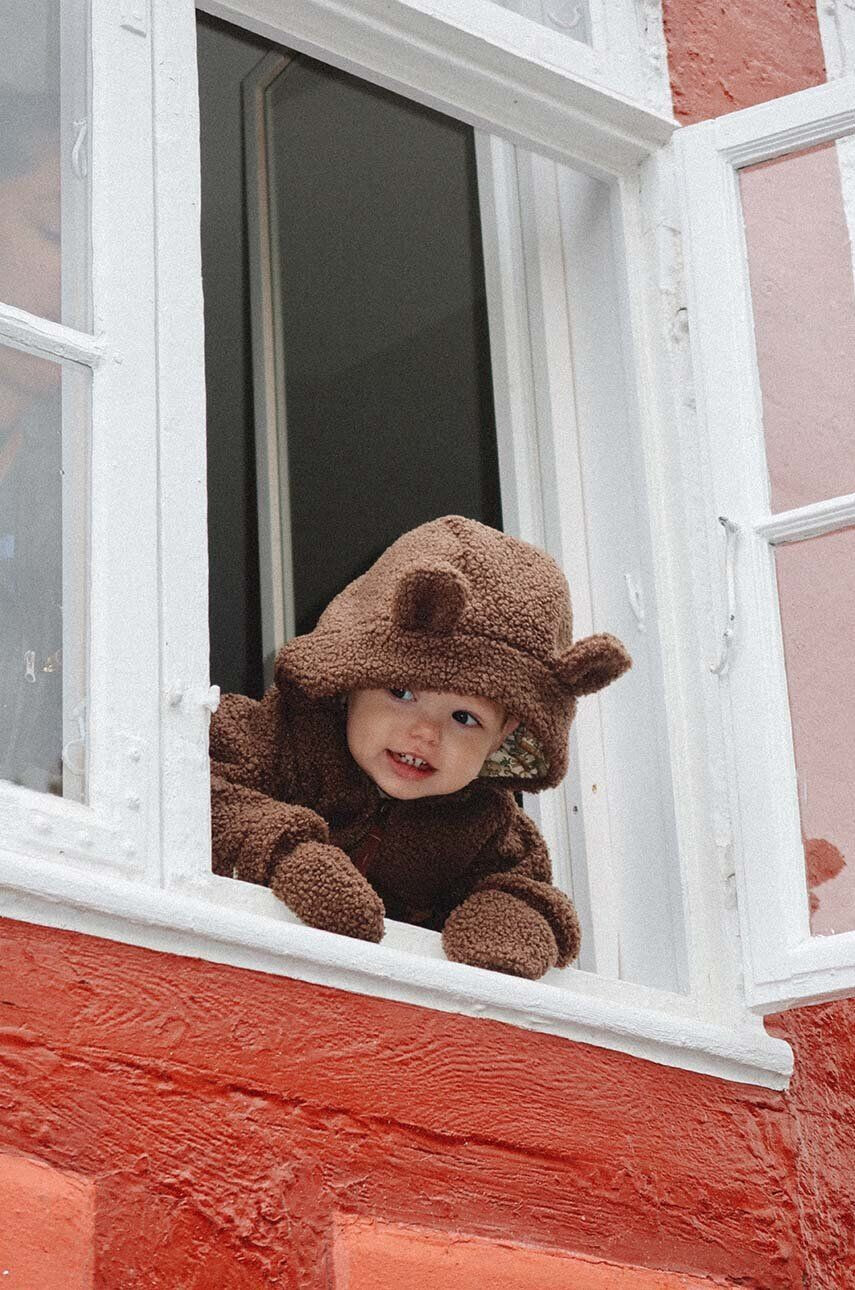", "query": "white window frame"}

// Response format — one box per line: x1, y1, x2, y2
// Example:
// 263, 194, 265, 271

0, 5, 162, 880
676, 74, 855, 1012
237, 32, 685, 992
0, 0, 795, 1089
